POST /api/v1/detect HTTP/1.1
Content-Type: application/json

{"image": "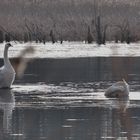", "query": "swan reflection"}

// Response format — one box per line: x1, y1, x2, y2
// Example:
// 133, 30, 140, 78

105, 97, 132, 139
117, 97, 132, 140
0, 89, 15, 133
